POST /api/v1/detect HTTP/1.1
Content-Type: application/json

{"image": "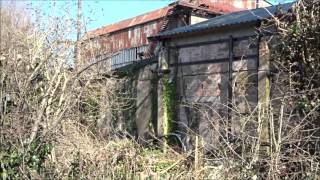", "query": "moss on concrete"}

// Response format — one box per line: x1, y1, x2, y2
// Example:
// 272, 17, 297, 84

162, 75, 177, 138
